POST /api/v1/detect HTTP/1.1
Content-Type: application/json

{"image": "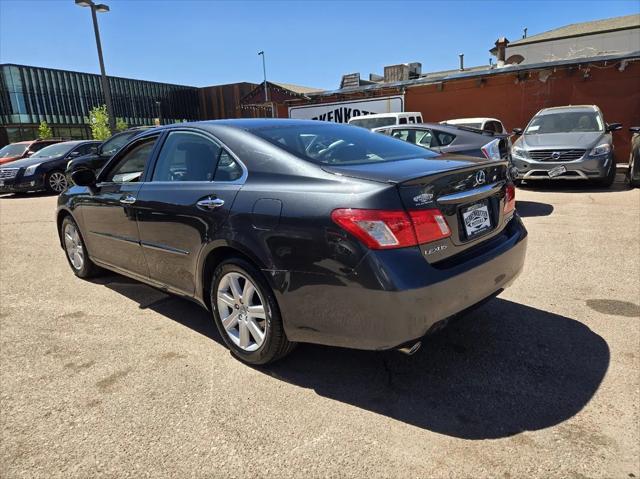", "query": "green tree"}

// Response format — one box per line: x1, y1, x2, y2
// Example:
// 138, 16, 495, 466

115, 118, 128, 132
38, 121, 52, 139
88, 105, 111, 140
